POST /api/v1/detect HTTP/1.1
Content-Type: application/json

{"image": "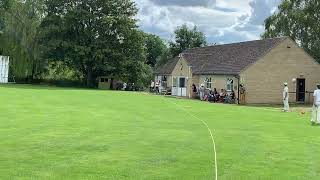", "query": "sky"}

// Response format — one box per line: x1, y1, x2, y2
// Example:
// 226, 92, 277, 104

135, 0, 282, 44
